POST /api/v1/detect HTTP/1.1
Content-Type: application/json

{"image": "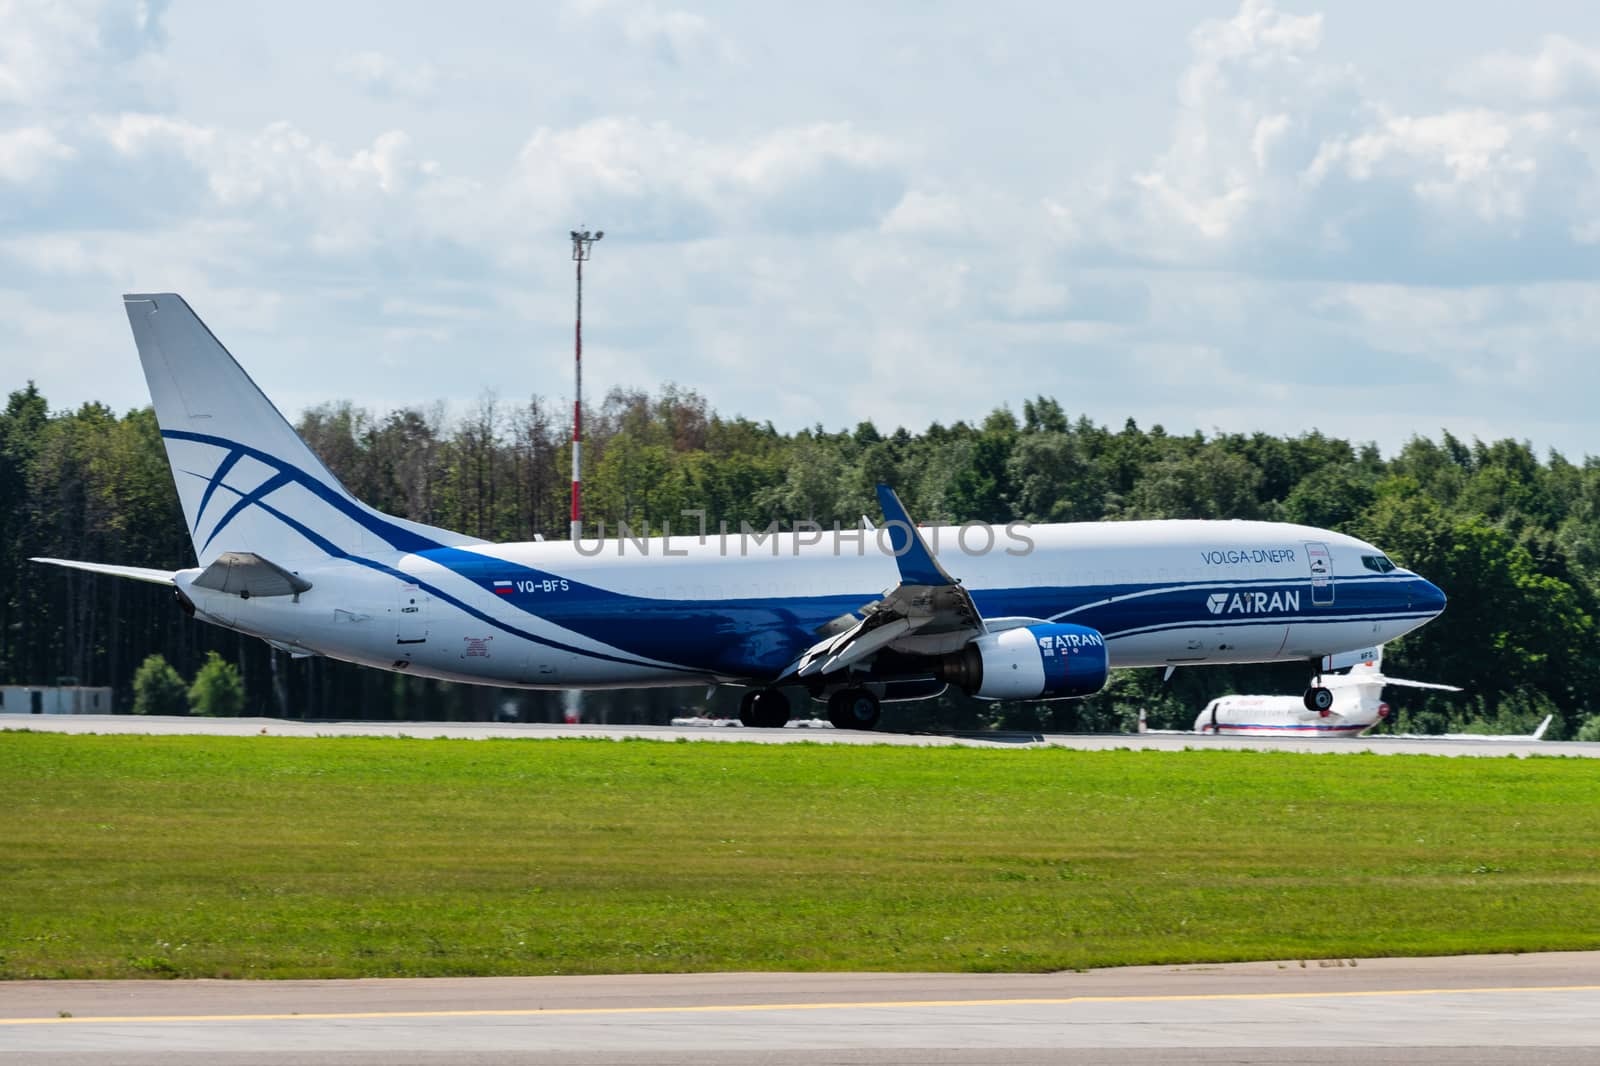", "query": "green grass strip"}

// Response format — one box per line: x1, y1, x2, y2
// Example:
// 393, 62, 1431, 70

2, 733, 1598, 979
